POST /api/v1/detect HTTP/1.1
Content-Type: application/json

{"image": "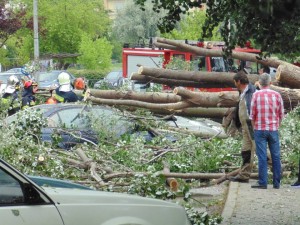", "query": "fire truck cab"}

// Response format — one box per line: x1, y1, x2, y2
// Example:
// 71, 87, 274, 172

122, 39, 261, 92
